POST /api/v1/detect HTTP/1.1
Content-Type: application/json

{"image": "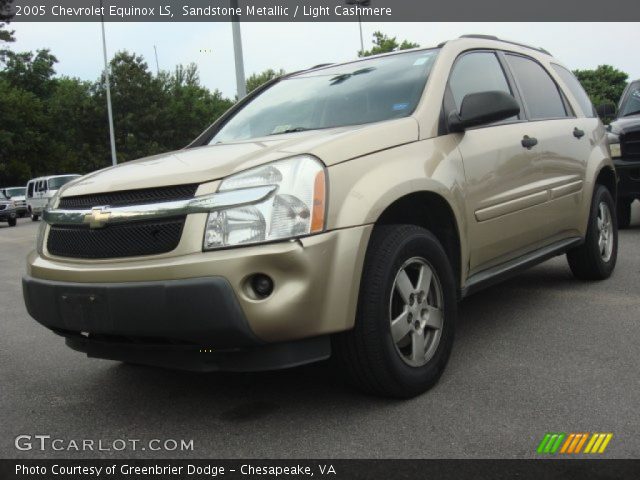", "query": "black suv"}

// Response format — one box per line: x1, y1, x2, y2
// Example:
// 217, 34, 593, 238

607, 79, 640, 228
